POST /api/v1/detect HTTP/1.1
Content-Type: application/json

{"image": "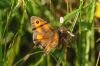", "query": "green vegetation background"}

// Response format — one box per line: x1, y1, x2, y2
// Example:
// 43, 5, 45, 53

0, 0, 99, 66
